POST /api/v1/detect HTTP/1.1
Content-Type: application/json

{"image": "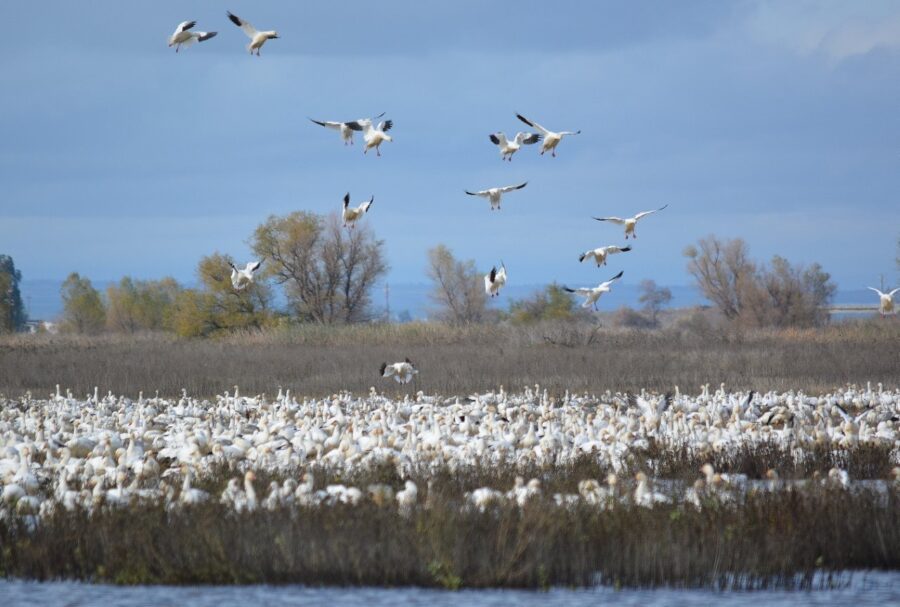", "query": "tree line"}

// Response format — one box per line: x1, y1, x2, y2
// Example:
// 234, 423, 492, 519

3, 220, 892, 337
